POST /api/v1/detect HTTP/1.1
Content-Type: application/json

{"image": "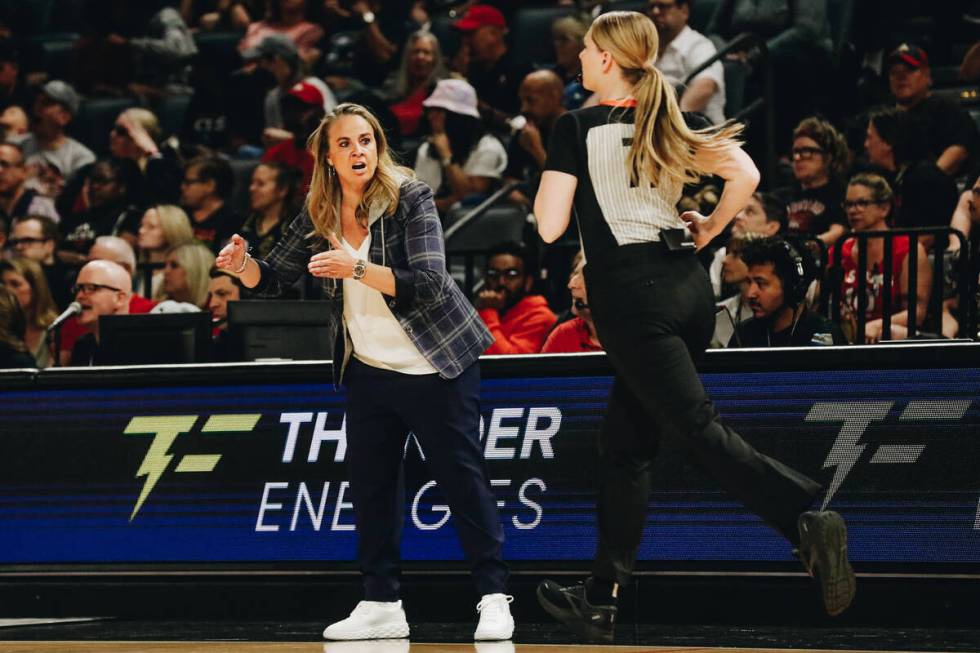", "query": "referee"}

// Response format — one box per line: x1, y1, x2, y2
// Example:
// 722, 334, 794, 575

532, 11, 855, 643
